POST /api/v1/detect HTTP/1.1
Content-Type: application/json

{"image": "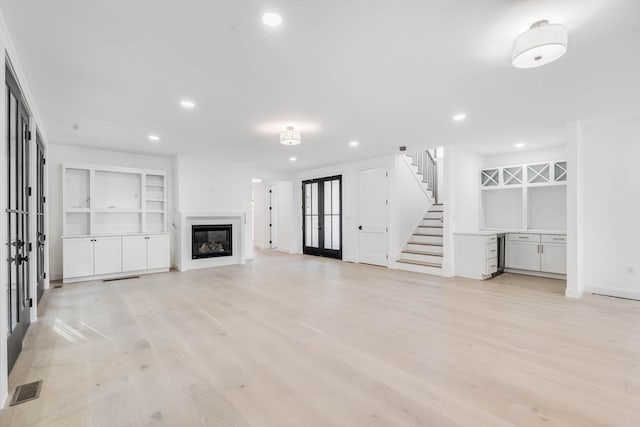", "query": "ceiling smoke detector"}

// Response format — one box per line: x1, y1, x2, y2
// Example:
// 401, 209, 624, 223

280, 126, 302, 145
512, 20, 568, 69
